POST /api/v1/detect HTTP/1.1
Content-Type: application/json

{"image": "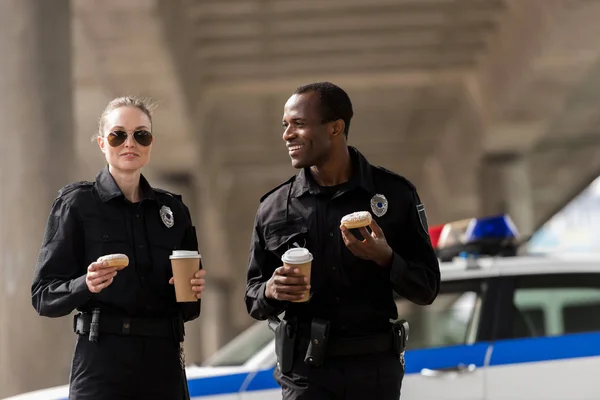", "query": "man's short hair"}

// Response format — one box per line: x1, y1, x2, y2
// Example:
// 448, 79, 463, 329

294, 82, 354, 138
